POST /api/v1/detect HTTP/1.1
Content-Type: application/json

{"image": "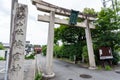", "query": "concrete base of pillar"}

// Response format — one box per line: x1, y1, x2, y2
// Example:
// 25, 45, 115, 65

42, 72, 55, 78
89, 66, 97, 70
